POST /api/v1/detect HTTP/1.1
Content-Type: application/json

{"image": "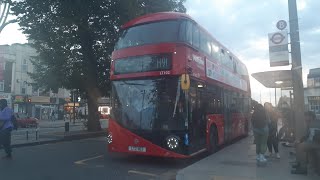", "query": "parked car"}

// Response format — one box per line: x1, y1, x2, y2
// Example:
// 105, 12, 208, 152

15, 113, 39, 128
